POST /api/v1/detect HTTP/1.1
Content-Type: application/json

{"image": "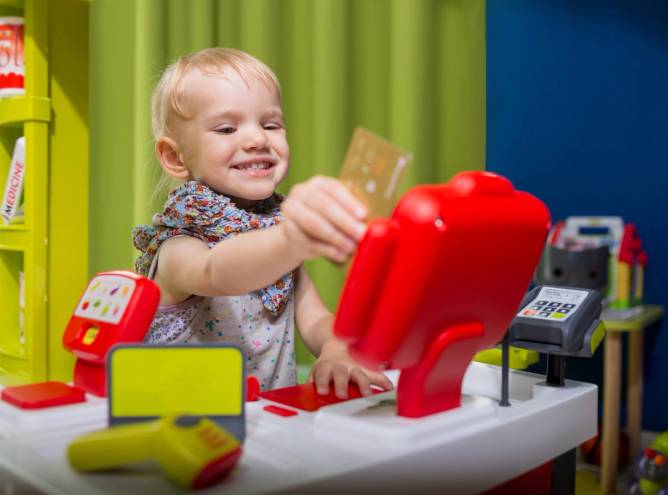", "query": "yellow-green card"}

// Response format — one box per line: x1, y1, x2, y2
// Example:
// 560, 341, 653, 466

339, 127, 412, 220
